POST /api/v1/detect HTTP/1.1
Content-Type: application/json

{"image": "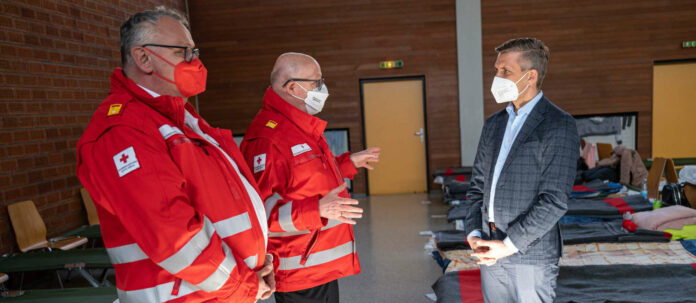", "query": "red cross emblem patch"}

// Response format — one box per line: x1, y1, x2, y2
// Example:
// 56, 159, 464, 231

113, 146, 140, 177
253, 153, 266, 174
